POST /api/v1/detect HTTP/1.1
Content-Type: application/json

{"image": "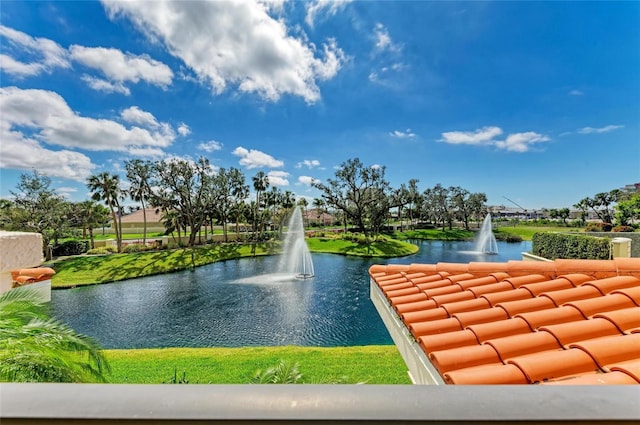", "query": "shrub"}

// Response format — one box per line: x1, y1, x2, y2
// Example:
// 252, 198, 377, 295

494, 233, 523, 243
612, 225, 635, 233
585, 222, 613, 232
532, 232, 610, 260
122, 244, 154, 253
86, 246, 117, 255
52, 240, 89, 257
